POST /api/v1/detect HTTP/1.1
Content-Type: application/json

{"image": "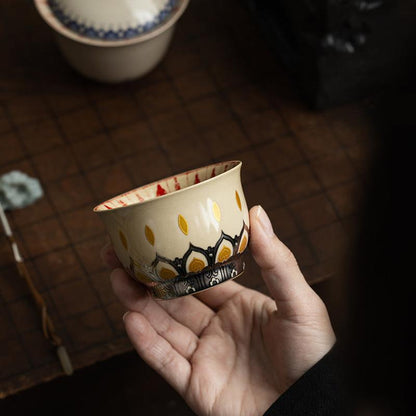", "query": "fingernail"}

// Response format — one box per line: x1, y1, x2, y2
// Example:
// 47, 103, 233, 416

122, 311, 130, 322
256, 205, 274, 237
